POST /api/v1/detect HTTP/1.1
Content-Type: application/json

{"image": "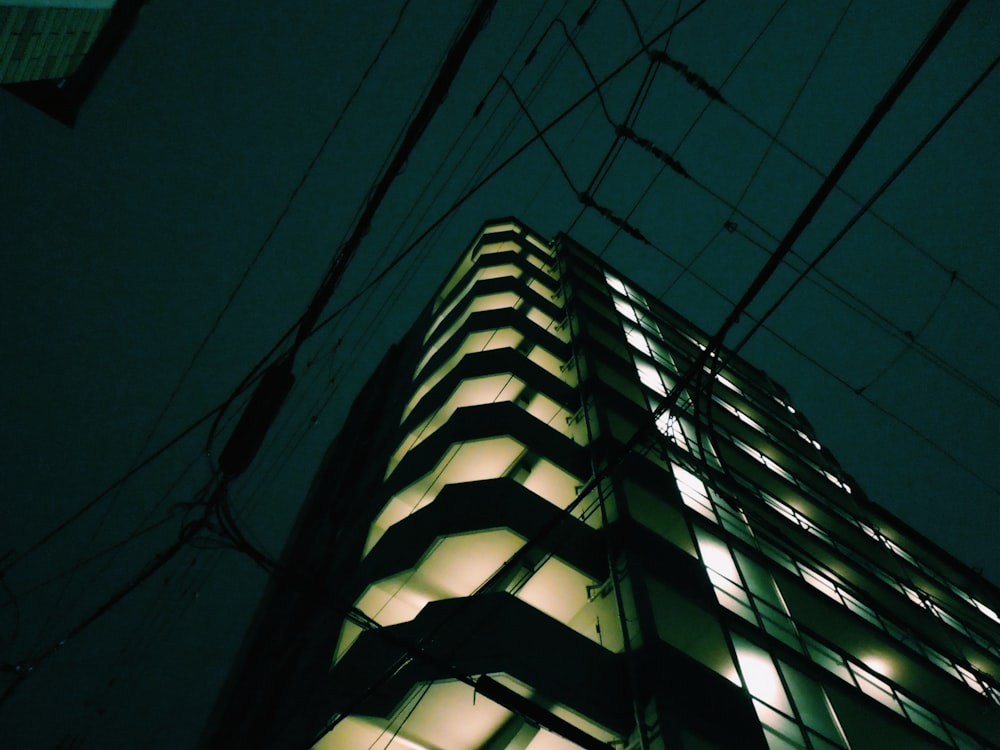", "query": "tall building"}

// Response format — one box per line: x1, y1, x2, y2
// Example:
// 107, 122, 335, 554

203, 218, 999, 750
